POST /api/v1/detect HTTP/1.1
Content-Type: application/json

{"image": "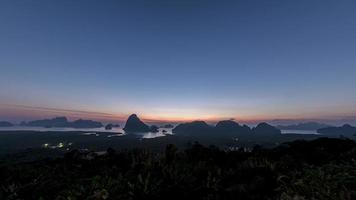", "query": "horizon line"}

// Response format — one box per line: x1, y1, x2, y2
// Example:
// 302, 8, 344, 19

1, 103, 356, 125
